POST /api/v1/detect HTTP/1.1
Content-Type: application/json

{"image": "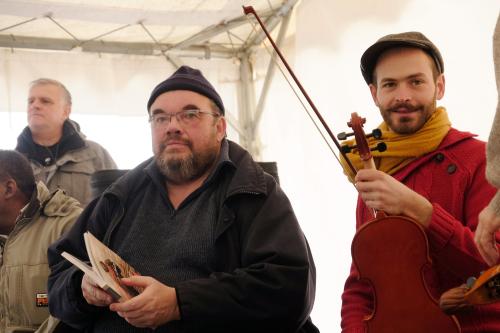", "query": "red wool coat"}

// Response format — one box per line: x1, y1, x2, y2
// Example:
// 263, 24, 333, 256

341, 128, 500, 333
